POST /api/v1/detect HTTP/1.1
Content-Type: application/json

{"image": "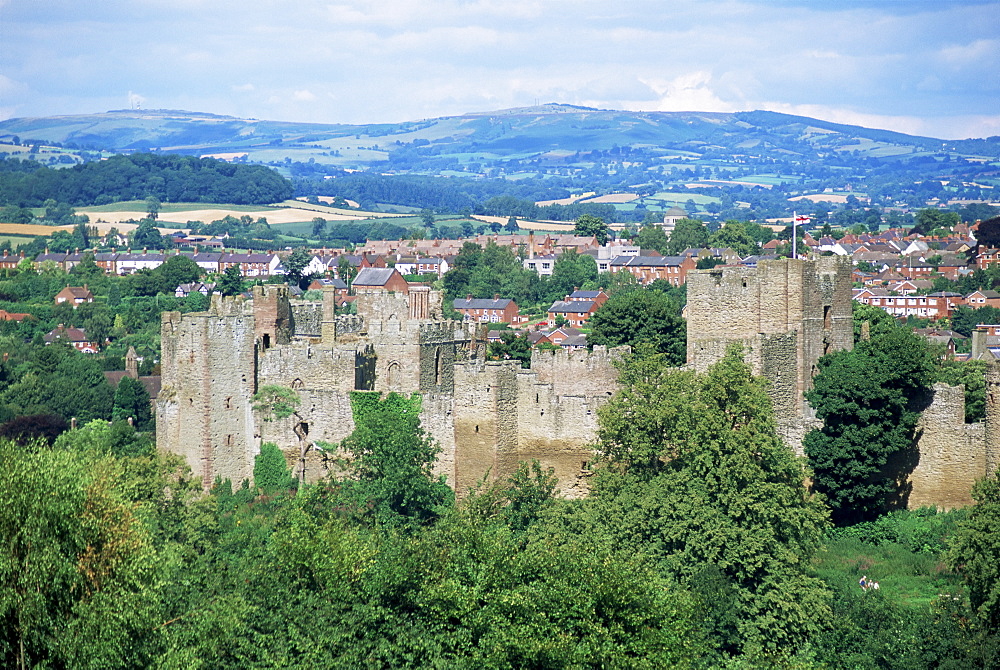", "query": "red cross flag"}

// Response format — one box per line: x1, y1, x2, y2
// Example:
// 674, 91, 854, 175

794, 215, 811, 223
